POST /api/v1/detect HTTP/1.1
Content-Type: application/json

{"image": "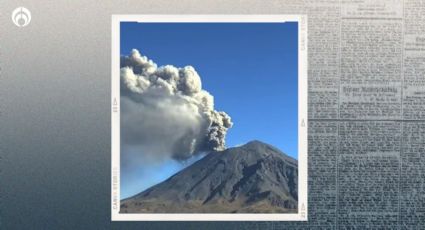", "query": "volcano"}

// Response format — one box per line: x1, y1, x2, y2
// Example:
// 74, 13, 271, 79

120, 140, 298, 213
